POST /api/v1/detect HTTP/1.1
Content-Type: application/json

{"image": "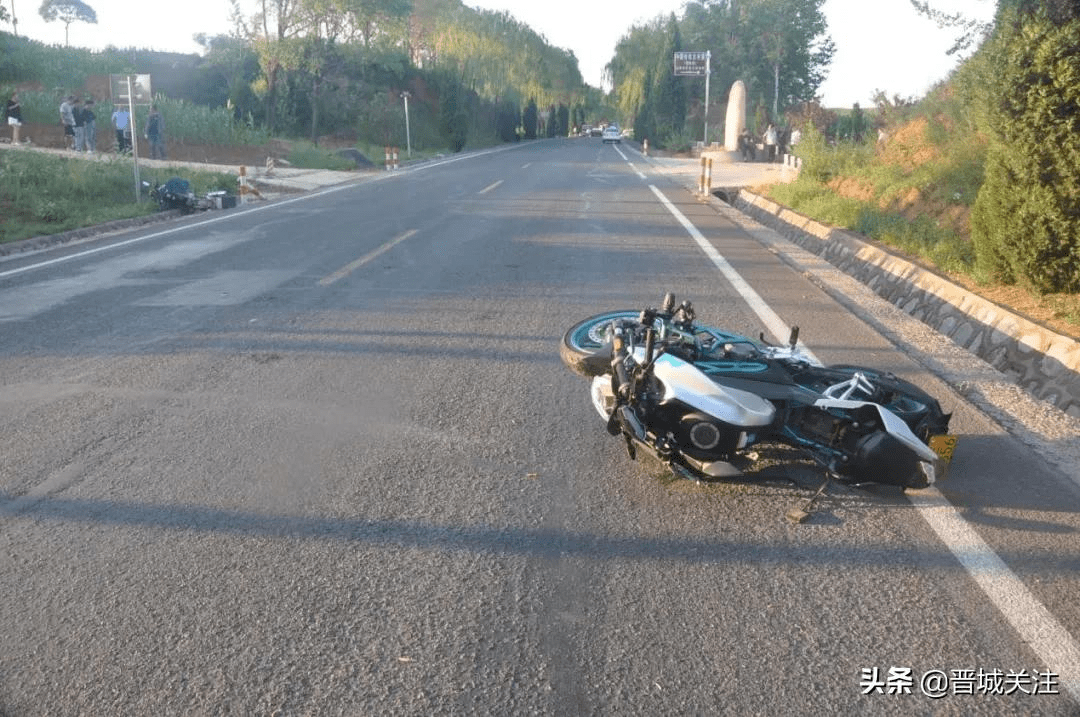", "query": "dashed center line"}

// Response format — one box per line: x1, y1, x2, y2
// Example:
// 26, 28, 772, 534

318, 229, 418, 286
478, 180, 503, 195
